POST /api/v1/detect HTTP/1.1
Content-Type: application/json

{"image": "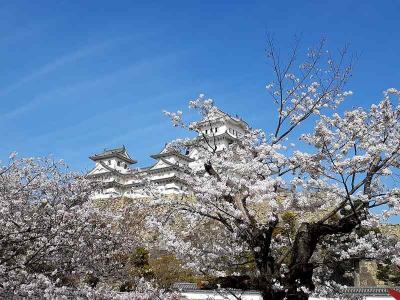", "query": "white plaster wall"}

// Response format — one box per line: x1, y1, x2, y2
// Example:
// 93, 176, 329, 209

181, 293, 392, 300
152, 160, 168, 169
174, 155, 190, 167
181, 291, 262, 300
90, 159, 130, 174
162, 182, 183, 194
198, 121, 225, 136
166, 156, 177, 164
149, 171, 176, 180
309, 297, 392, 300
